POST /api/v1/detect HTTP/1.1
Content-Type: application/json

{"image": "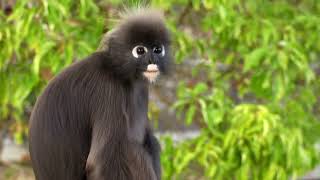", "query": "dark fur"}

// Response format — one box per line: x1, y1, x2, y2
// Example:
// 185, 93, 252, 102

29, 9, 171, 180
